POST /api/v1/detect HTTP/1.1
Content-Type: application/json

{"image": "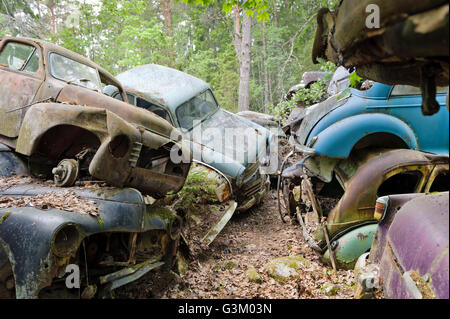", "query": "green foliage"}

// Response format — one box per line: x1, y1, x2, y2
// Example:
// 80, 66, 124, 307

270, 60, 337, 122
1, 0, 341, 117
178, 0, 270, 21
349, 72, 363, 88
